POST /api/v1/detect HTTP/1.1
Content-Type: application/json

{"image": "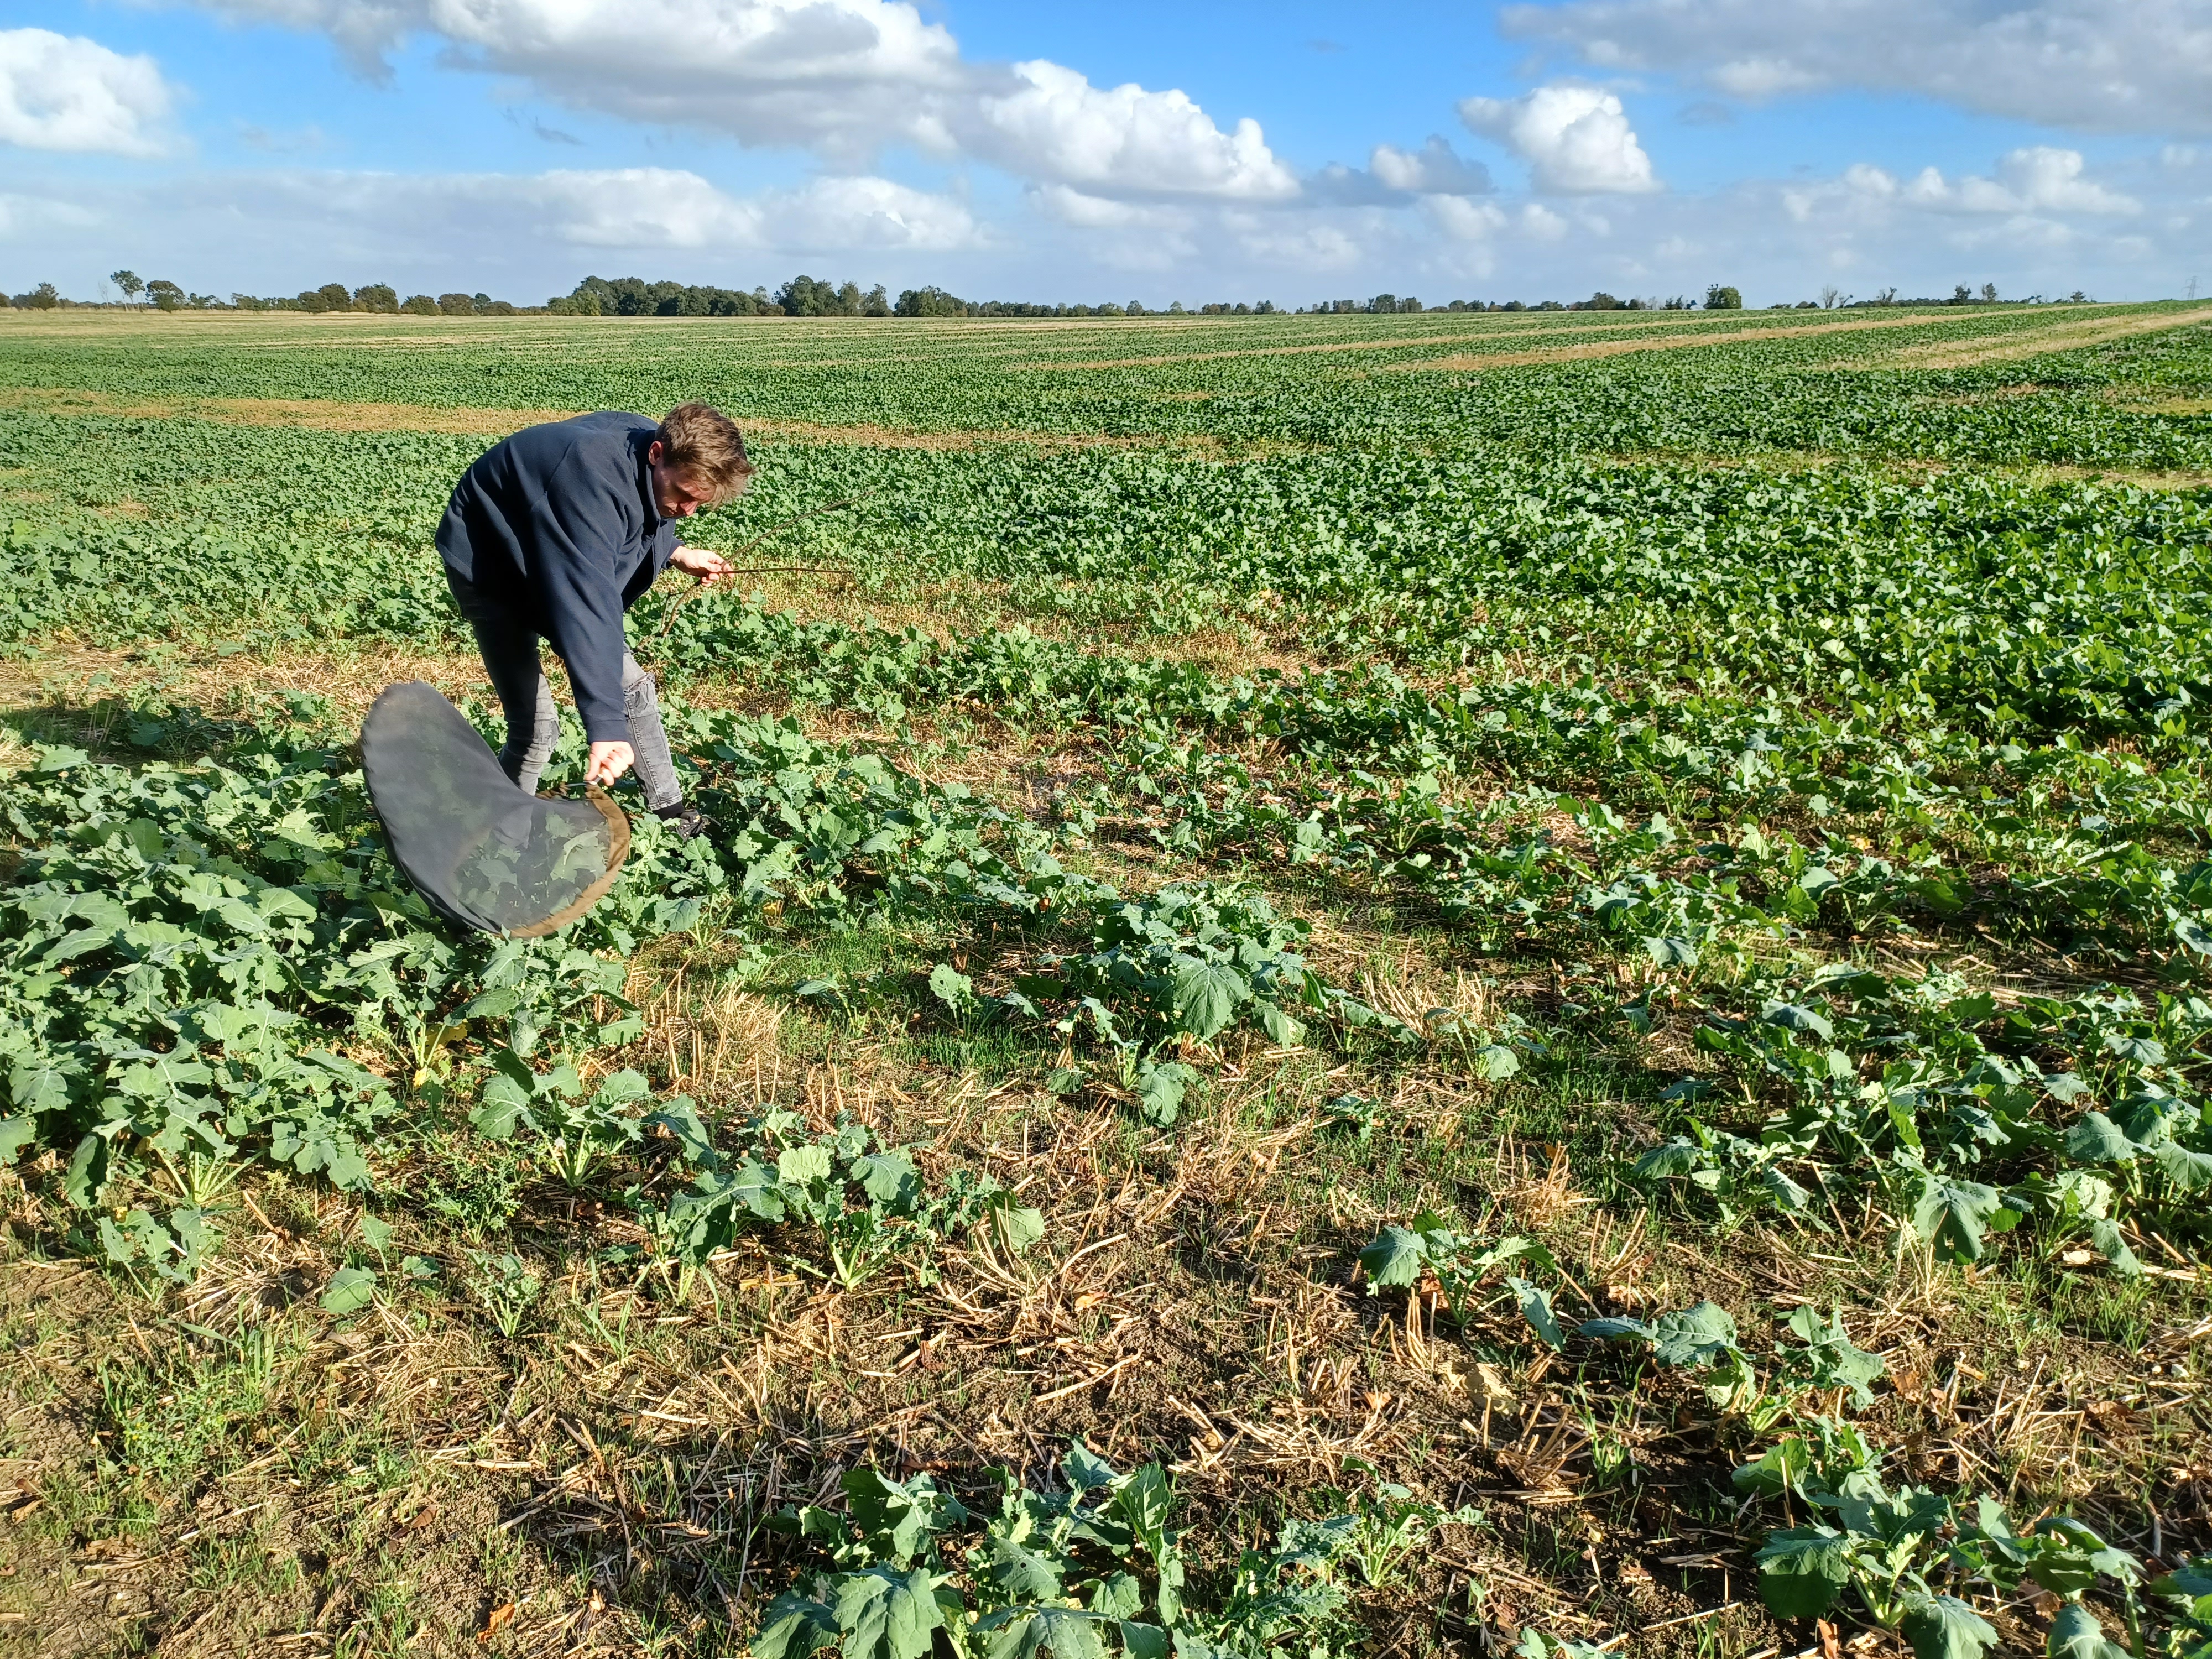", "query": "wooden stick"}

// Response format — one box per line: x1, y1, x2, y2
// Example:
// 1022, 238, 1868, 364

653, 488, 879, 640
